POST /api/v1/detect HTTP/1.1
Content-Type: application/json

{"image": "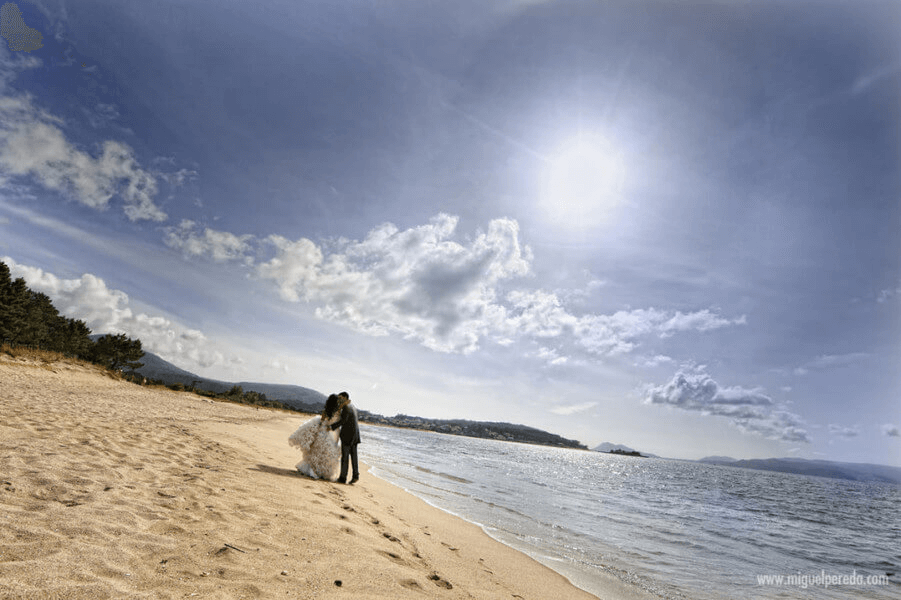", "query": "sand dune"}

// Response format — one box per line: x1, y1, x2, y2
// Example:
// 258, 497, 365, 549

0, 355, 642, 599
